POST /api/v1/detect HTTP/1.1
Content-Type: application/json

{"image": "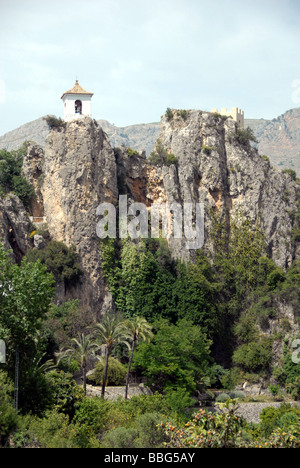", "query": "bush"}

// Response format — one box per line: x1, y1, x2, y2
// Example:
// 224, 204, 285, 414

148, 140, 178, 167
134, 412, 168, 448
165, 108, 174, 122
124, 393, 172, 417
88, 356, 127, 386
44, 115, 66, 130
25, 240, 82, 289
165, 388, 194, 416
177, 110, 189, 121
0, 371, 19, 447
232, 338, 272, 372
229, 391, 245, 400
73, 397, 111, 435
283, 169, 297, 181
232, 127, 258, 147
45, 370, 84, 418
215, 393, 231, 402
19, 409, 99, 448
165, 153, 178, 167
259, 404, 300, 436
101, 427, 138, 448
0, 146, 34, 208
